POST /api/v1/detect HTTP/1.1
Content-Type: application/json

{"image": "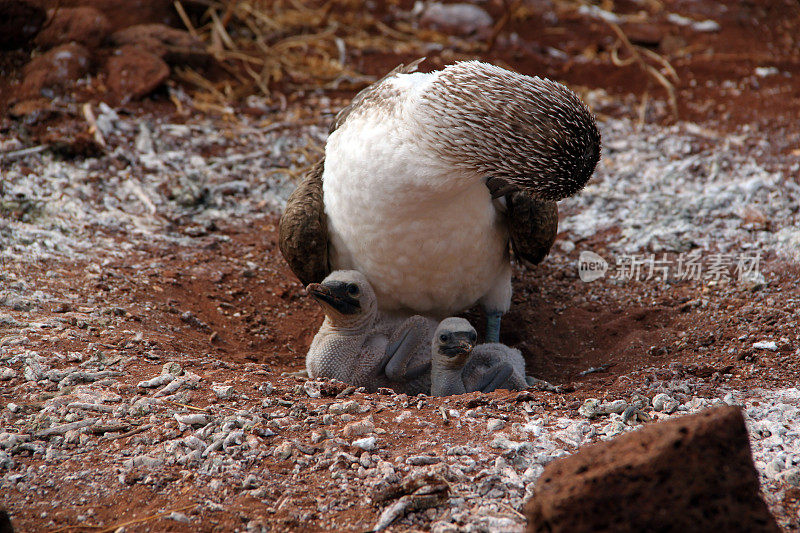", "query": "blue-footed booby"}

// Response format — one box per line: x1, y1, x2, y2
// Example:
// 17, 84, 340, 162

305, 270, 435, 394
430, 317, 529, 397
280, 60, 600, 342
